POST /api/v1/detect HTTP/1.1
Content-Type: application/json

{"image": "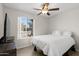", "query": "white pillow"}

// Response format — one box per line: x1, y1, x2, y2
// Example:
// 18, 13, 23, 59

63, 32, 72, 37
52, 30, 61, 36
